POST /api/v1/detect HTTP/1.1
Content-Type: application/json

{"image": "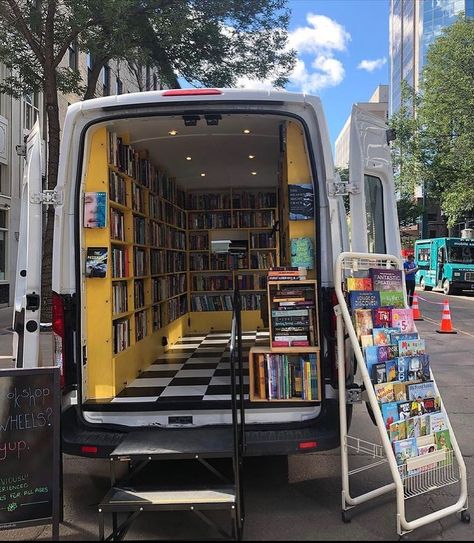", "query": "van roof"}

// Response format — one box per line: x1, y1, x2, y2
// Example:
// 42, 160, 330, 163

68, 88, 321, 115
